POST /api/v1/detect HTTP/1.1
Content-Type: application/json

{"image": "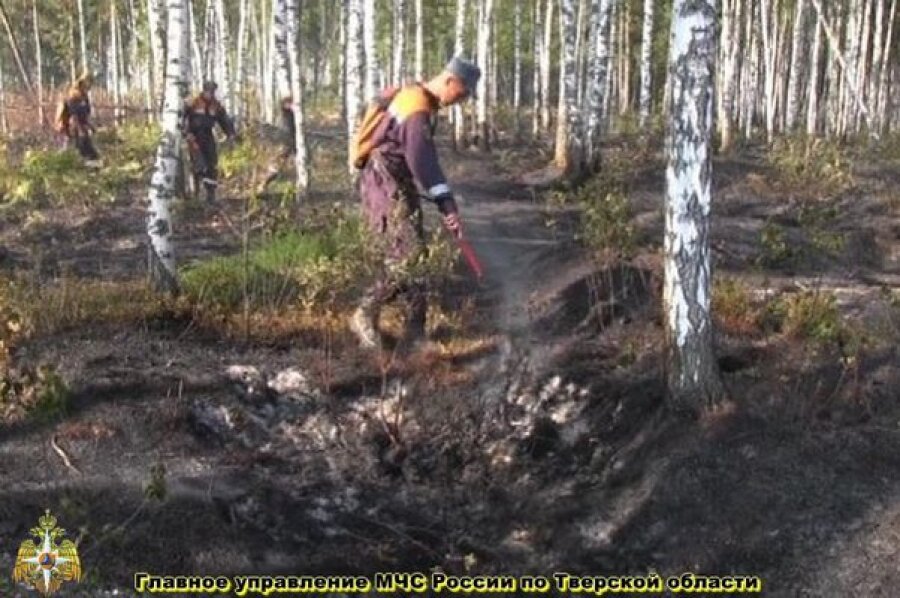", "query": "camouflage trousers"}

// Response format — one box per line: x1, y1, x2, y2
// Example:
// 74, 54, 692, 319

361, 184, 428, 337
